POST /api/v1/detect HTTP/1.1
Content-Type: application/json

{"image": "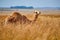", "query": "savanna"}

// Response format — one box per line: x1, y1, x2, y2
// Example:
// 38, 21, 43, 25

0, 10, 60, 40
